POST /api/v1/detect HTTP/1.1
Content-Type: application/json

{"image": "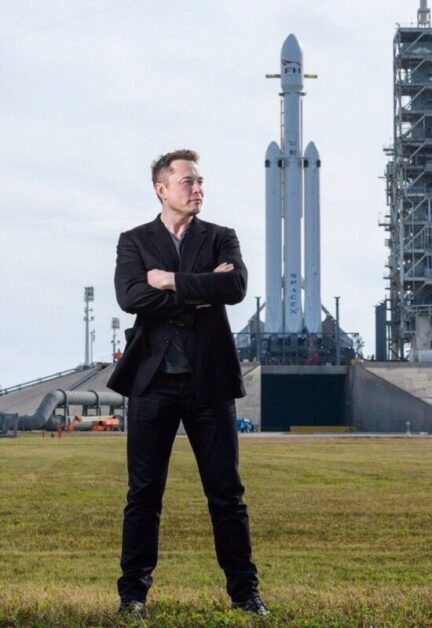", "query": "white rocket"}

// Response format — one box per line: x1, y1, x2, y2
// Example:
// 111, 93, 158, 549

265, 141, 283, 333
265, 33, 322, 335
303, 141, 322, 333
